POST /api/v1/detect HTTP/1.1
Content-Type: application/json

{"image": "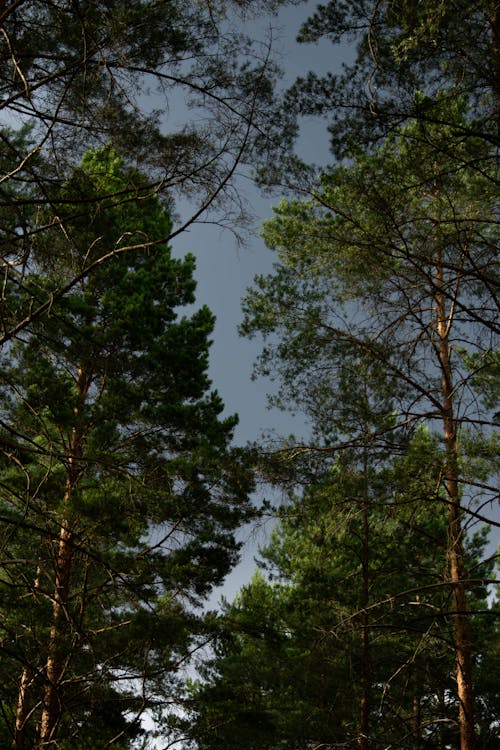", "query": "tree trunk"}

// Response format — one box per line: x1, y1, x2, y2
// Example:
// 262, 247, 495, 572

36, 365, 90, 748
358, 448, 370, 750
14, 666, 32, 750
37, 520, 74, 748
14, 562, 44, 749
435, 245, 475, 750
